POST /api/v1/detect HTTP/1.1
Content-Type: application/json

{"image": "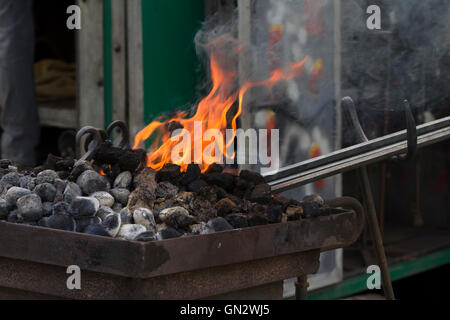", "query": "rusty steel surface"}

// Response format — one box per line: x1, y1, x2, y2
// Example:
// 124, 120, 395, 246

0, 208, 362, 279
0, 197, 364, 299
0, 250, 319, 299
